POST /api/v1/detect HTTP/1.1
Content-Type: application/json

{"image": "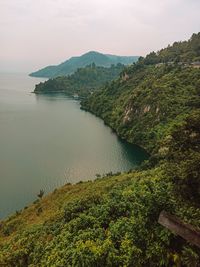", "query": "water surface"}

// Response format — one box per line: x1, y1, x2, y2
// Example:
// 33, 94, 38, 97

0, 73, 148, 218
